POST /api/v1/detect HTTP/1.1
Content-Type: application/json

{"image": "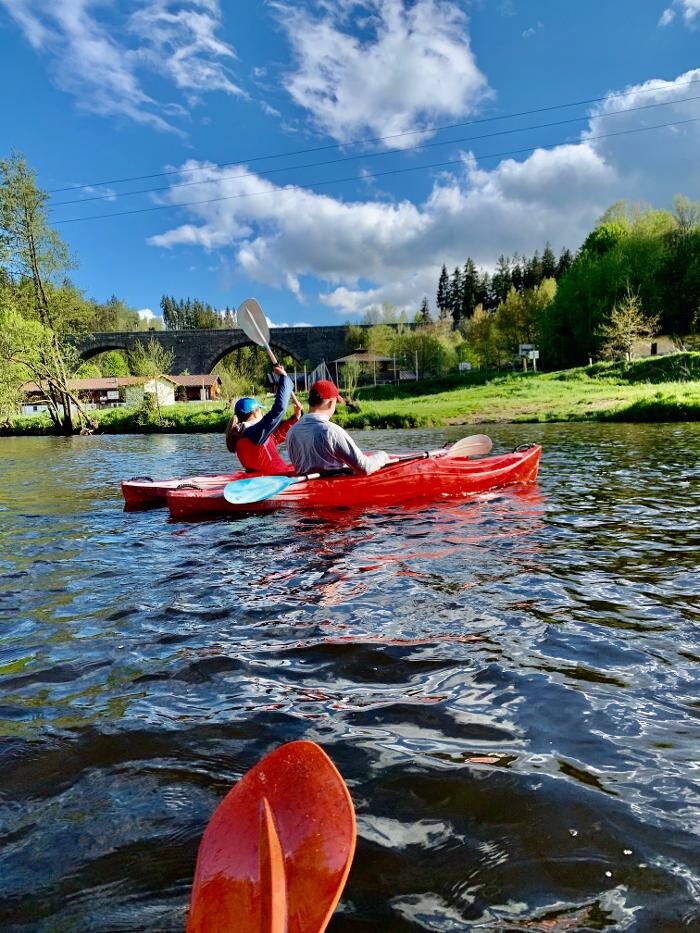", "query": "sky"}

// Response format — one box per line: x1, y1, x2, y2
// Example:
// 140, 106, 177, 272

1, 0, 699, 327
